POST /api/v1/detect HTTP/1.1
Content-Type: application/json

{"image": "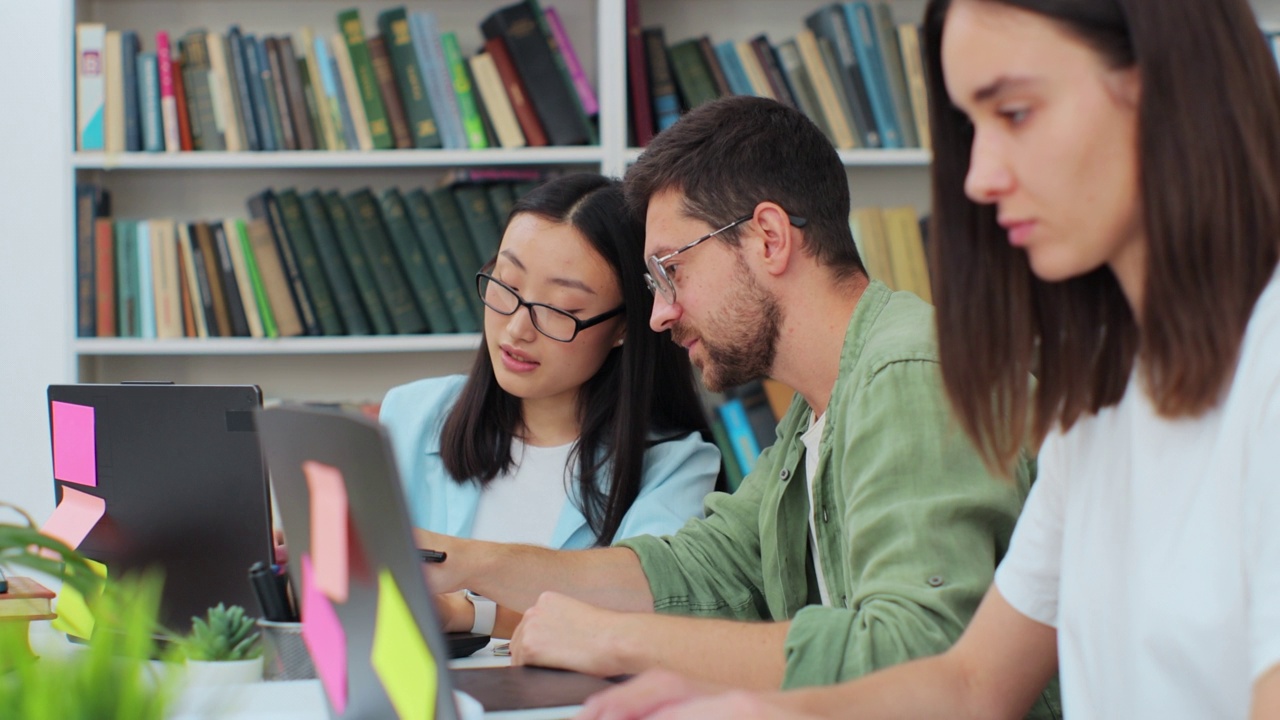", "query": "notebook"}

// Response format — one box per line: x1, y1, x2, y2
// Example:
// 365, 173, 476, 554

256, 404, 618, 719
46, 383, 274, 633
